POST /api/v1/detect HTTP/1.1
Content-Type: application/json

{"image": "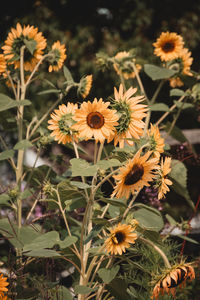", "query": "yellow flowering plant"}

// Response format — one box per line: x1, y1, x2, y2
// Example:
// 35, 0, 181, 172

0, 24, 199, 299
